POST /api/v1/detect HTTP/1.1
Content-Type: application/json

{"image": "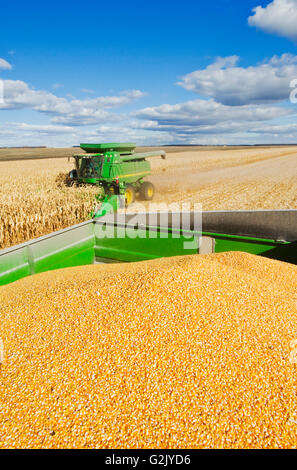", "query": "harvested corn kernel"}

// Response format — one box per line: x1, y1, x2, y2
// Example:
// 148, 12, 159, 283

0, 252, 297, 449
